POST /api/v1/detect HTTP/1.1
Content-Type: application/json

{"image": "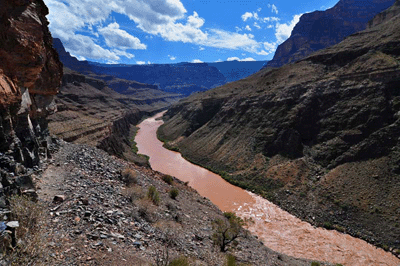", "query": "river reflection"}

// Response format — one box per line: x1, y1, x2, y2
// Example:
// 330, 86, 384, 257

136, 112, 400, 266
